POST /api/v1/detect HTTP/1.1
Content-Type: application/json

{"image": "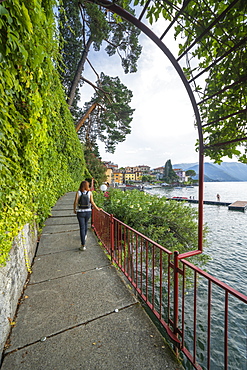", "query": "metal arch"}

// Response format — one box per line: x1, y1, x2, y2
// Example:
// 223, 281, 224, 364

86, 0, 205, 253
